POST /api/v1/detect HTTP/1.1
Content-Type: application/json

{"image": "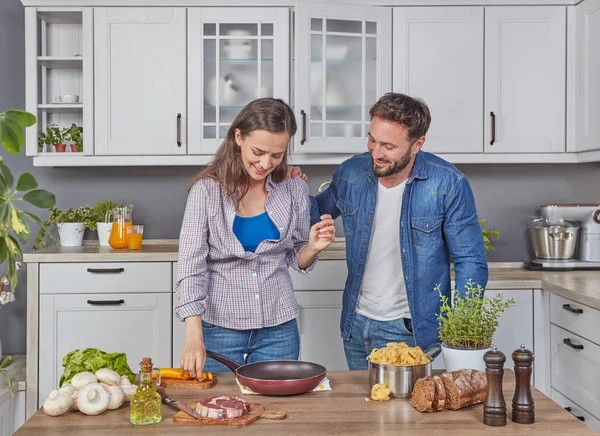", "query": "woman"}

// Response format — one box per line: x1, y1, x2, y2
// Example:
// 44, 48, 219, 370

176, 98, 335, 376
